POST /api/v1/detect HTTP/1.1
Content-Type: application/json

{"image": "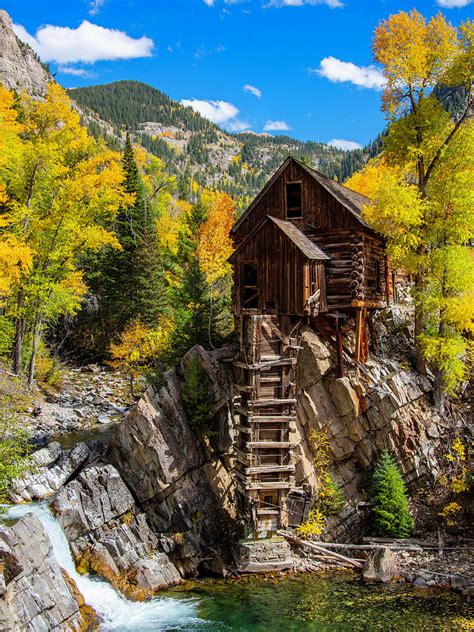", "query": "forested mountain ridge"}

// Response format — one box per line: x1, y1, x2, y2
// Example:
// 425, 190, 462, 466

68, 80, 371, 201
